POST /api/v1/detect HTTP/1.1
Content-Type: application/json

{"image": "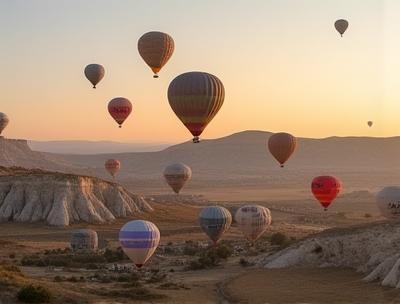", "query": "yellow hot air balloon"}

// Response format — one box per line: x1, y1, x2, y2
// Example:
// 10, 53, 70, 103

138, 31, 174, 78
268, 132, 297, 167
